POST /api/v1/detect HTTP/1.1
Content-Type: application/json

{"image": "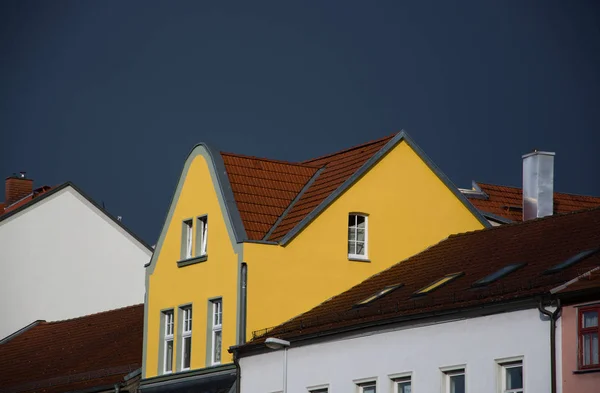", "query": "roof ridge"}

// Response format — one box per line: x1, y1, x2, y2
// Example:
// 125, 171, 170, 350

476, 181, 600, 199
301, 132, 396, 164
44, 303, 143, 325
221, 152, 319, 168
